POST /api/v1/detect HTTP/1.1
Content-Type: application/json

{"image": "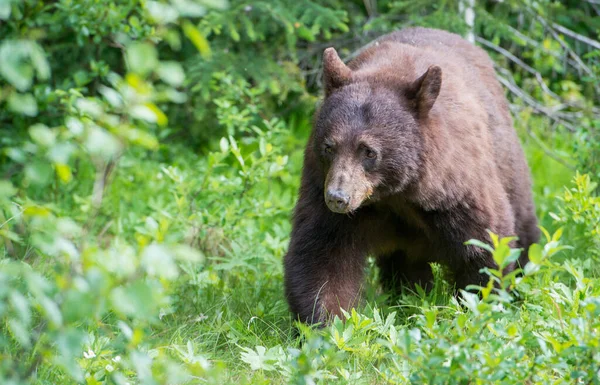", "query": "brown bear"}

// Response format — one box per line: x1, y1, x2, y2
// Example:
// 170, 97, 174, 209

283, 27, 540, 324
